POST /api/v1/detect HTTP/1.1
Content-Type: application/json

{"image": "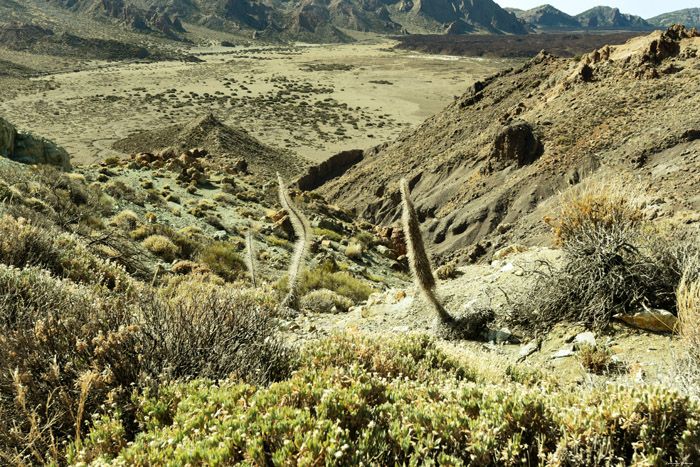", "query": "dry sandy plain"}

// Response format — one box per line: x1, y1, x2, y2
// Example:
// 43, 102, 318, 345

0, 40, 521, 165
